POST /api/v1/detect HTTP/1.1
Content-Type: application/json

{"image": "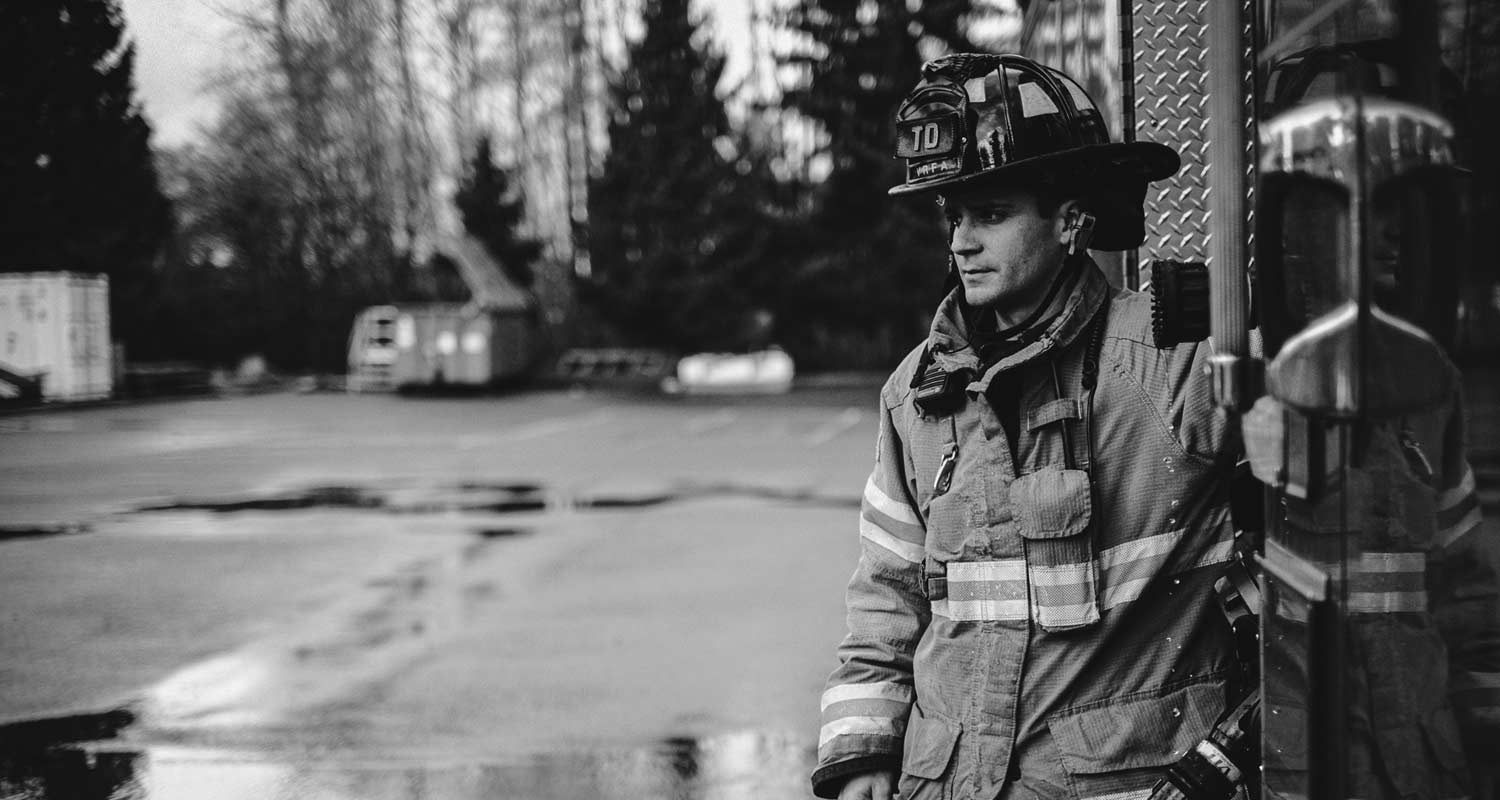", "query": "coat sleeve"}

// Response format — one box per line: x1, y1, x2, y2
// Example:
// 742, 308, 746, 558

1429, 389, 1500, 760
810, 398, 930, 799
